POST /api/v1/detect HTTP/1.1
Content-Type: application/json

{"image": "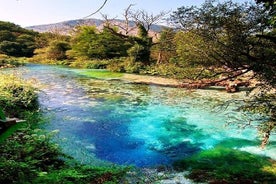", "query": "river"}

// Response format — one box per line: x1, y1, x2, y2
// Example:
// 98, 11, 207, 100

9, 64, 276, 167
